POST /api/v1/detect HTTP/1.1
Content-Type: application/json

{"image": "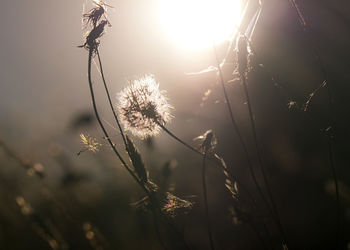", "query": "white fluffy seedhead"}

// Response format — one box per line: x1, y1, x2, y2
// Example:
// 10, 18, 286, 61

118, 75, 173, 139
